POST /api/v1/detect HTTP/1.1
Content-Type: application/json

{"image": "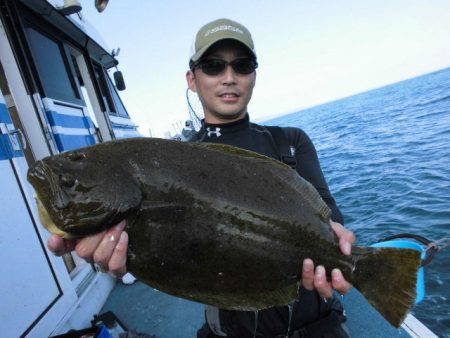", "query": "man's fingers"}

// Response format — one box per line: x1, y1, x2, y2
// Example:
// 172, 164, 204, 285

301, 258, 315, 290
92, 221, 127, 269
330, 220, 355, 256
47, 235, 65, 256
301, 260, 352, 299
75, 231, 105, 261
329, 220, 346, 236
331, 269, 352, 294
47, 235, 76, 256
108, 231, 129, 278
313, 265, 333, 299
339, 238, 352, 256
